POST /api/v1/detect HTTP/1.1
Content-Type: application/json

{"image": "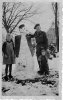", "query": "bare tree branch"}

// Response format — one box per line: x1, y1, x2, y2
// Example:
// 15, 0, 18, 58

7, 3, 16, 24
2, 2, 39, 34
